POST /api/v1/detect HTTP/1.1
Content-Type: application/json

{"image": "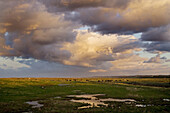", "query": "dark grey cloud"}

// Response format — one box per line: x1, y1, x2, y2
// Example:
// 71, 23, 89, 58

0, 0, 79, 64
63, 0, 170, 34
141, 24, 170, 52
40, 0, 131, 11
37, 0, 170, 35
141, 24, 170, 42
145, 42, 170, 52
